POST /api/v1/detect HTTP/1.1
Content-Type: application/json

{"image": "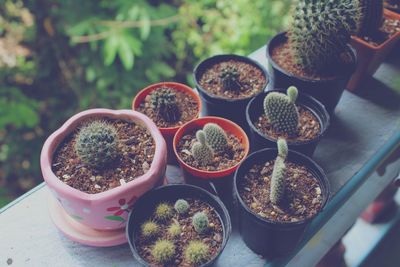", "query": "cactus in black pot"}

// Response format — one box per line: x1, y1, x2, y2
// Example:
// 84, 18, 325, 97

219, 66, 242, 91
270, 139, 288, 205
